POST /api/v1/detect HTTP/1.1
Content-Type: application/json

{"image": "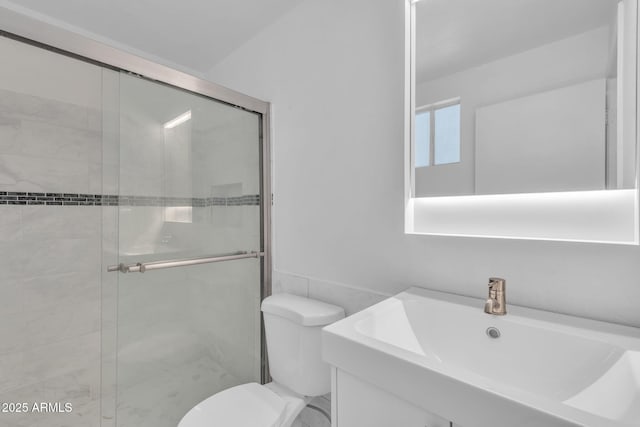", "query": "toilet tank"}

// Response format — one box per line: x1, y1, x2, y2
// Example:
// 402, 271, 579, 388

261, 293, 345, 396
